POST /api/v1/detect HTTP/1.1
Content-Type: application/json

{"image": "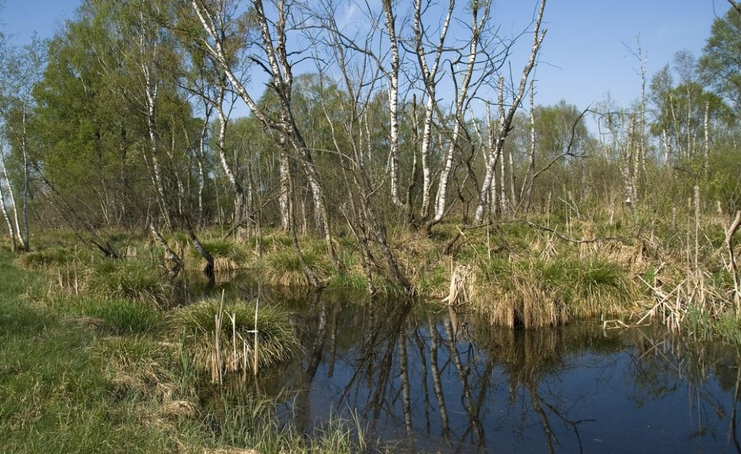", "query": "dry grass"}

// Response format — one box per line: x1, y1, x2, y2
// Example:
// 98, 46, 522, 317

473, 255, 638, 328
90, 336, 179, 401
